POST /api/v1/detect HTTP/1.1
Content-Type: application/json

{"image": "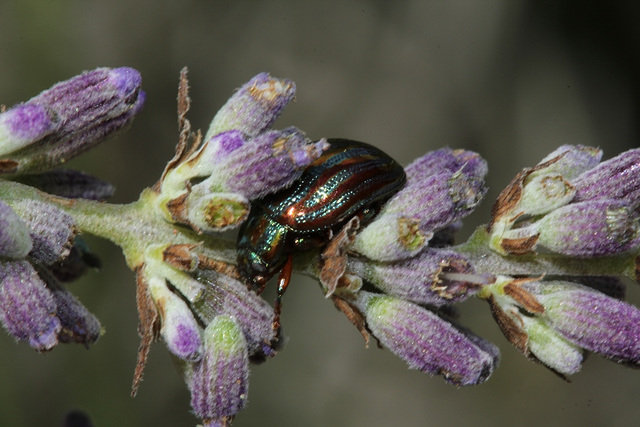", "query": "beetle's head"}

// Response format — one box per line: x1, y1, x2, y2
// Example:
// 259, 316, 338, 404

236, 248, 271, 294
